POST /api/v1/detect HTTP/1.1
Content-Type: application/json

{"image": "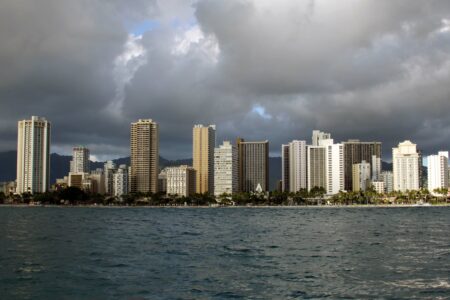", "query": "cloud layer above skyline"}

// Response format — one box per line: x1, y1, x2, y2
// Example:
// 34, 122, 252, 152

1, 0, 450, 160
